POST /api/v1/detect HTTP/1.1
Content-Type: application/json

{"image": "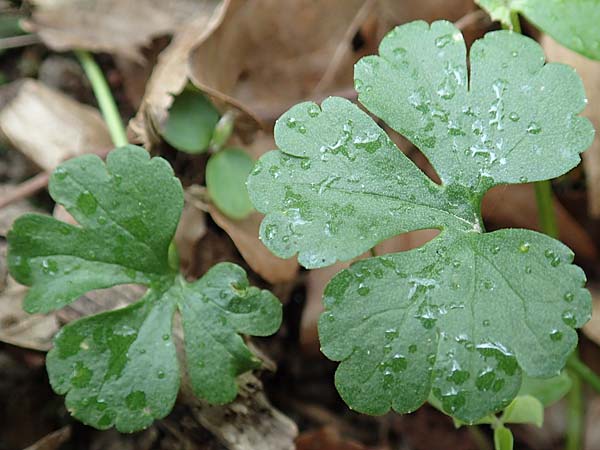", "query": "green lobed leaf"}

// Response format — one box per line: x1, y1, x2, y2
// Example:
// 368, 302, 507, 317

477, 0, 600, 60
206, 148, 254, 220
247, 21, 593, 423
8, 145, 282, 432
162, 87, 220, 153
